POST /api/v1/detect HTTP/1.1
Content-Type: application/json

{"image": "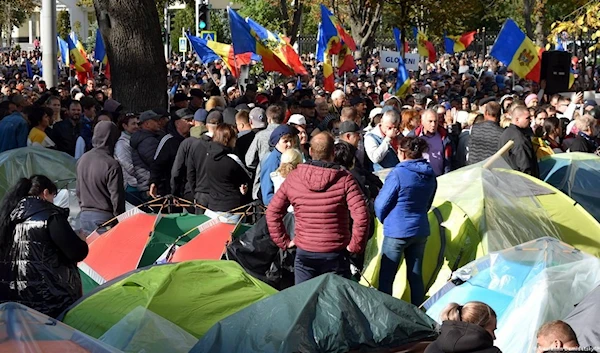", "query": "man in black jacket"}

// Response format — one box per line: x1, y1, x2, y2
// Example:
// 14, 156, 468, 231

149, 108, 194, 198
468, 102, 503, 165
498, 105, 539, 177
51, 100, 83, 156
131, 110, 163, 198
77, 121, 125, 235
